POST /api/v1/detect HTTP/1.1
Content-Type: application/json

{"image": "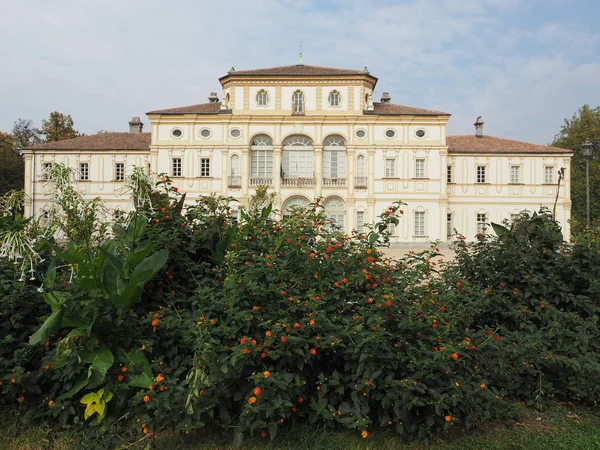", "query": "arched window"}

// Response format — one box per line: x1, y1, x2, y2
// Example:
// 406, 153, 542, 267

250, 135, 273, 186
292, 90, 304, 114
324, 197, 345, 230
282, 196, 311, 218
229, 154, 240, 188
282, 135, 314, 185
323, 135, 346, 187
355, 154, 366, 188
256, 89, 268, 106
328, 90, 340, 107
